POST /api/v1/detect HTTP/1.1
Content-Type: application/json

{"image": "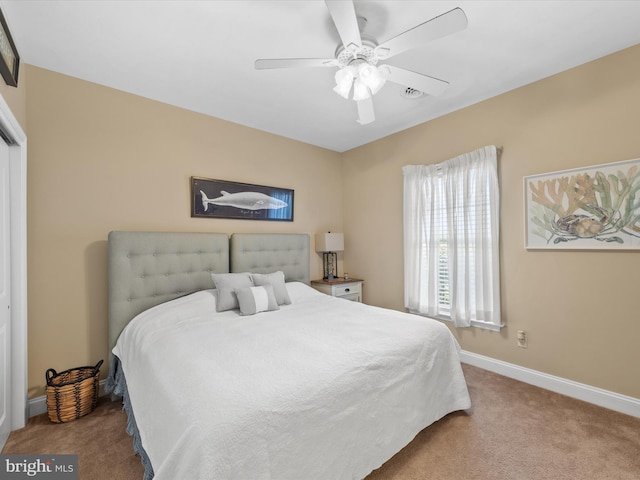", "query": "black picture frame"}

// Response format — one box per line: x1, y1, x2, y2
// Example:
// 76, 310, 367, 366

191, 177, 294, 222
0, 9, 19, 87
